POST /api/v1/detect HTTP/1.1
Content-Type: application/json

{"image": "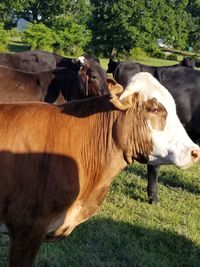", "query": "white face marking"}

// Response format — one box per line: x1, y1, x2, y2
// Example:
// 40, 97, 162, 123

77, 56, 86, 64
120, 72, 200, 168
